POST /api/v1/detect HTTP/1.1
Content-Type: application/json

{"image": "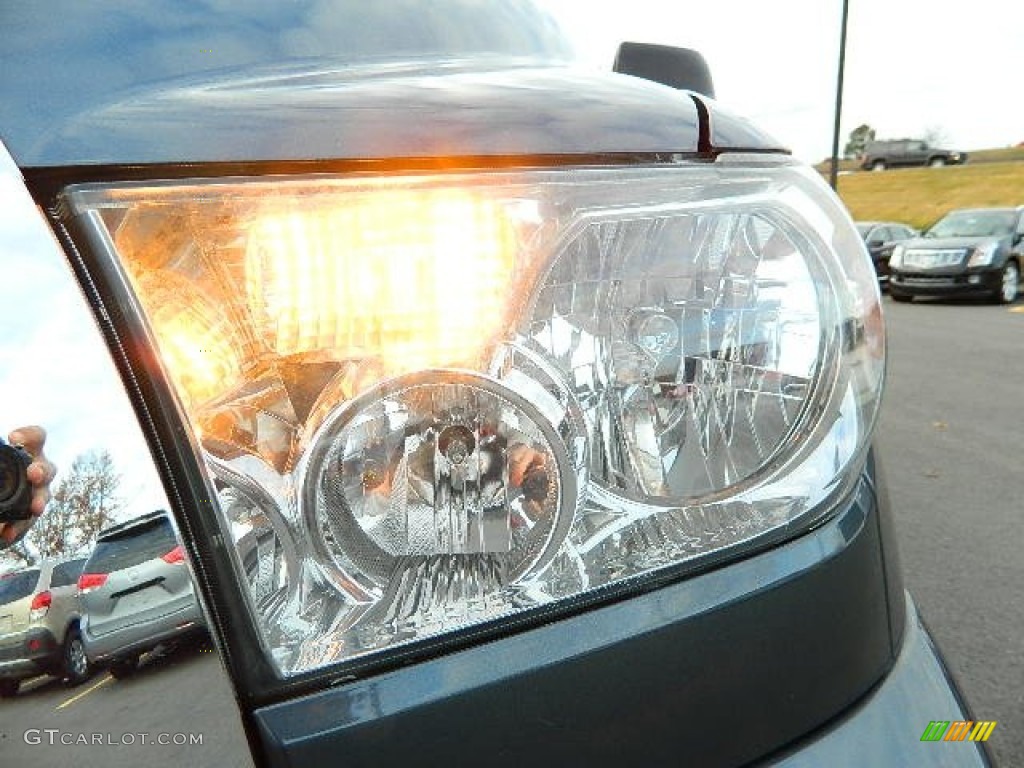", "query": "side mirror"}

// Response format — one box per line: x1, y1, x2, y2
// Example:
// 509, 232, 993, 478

613, 42, 715, 98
